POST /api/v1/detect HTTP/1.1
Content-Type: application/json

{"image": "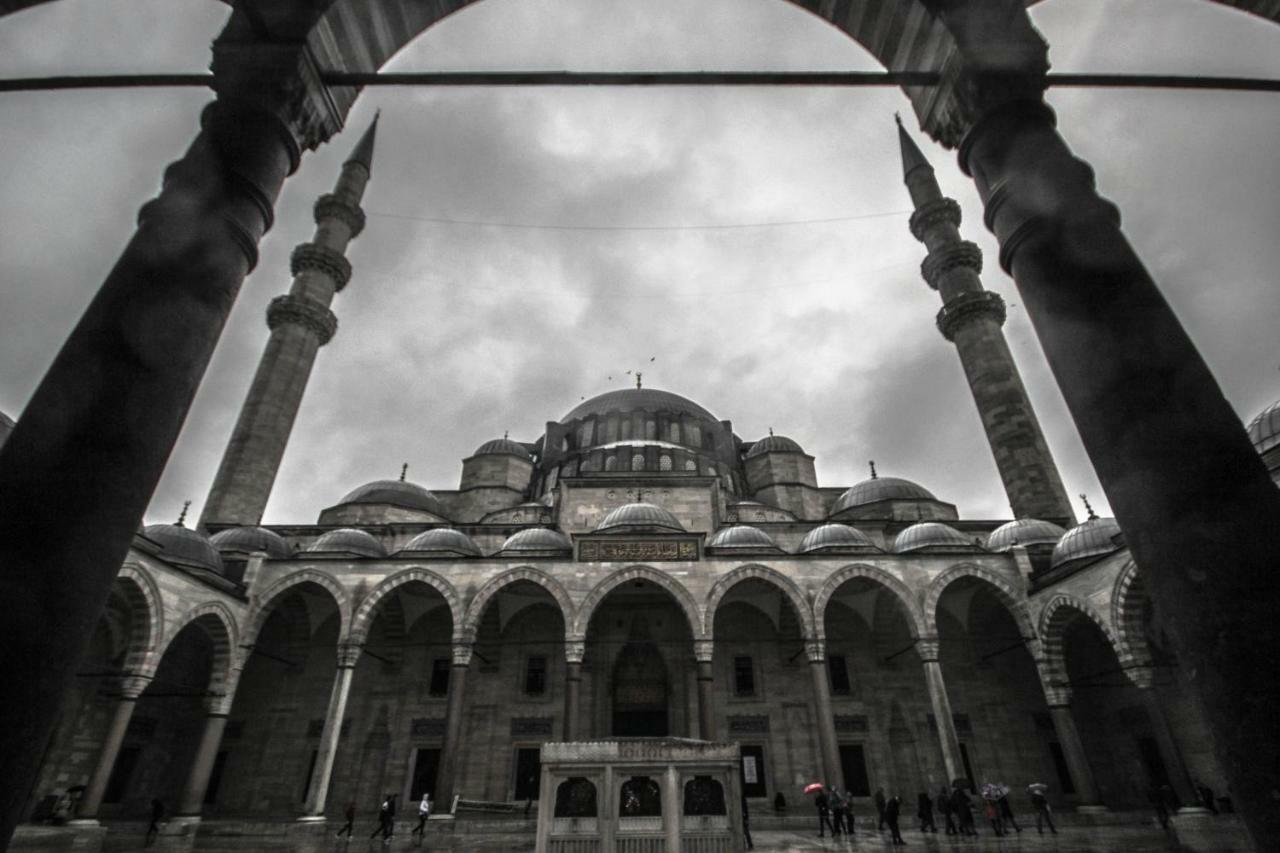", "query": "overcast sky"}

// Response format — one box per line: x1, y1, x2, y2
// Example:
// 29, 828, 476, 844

0, 0, 1277, 527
